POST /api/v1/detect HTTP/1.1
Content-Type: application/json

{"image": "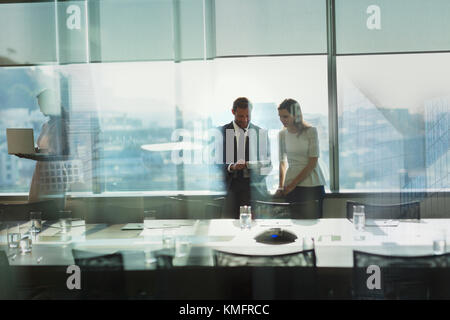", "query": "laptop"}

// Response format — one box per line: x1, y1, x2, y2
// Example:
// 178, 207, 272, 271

6, 128, 51, 158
